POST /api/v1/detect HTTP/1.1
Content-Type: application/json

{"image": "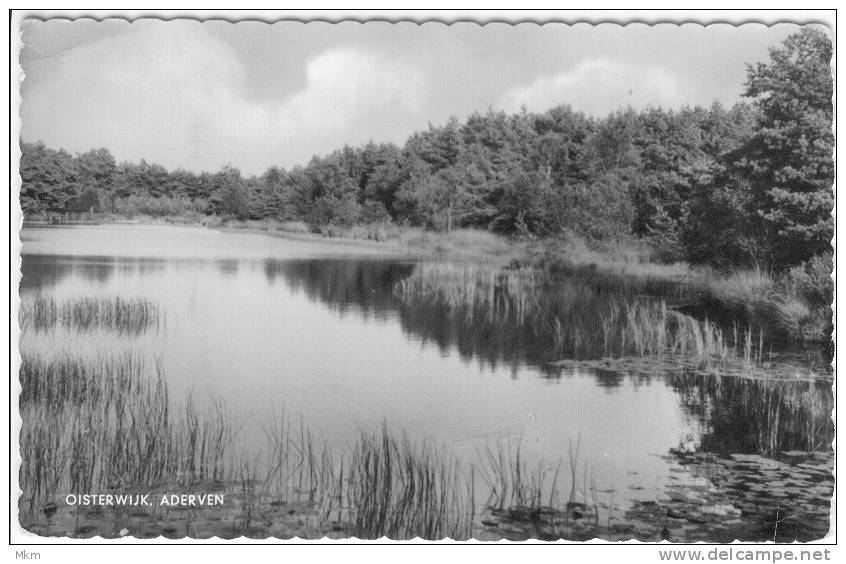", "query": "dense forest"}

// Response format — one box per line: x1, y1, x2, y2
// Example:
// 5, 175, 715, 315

20, 27, 832, 272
